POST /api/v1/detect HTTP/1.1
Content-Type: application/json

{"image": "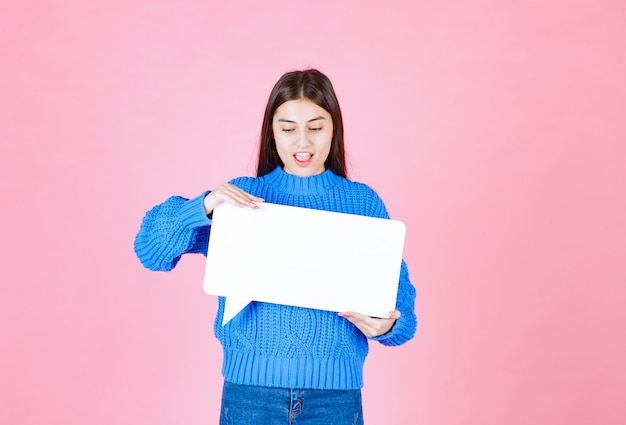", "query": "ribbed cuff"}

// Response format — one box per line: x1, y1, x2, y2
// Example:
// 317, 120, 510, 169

177, 191, 212, 228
